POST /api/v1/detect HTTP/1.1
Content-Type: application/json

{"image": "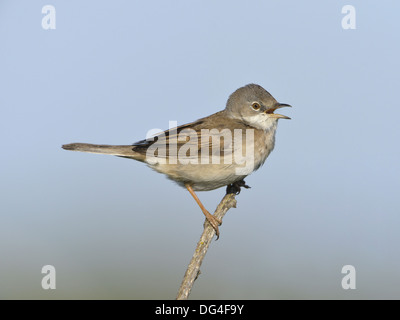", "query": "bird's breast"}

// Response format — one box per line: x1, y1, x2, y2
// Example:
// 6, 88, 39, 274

252, 126, 276, 171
